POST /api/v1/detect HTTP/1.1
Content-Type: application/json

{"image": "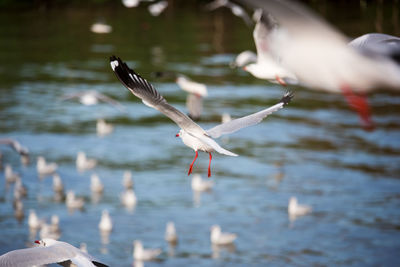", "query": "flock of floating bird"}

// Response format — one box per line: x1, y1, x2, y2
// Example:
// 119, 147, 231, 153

1, 0, 400, 266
